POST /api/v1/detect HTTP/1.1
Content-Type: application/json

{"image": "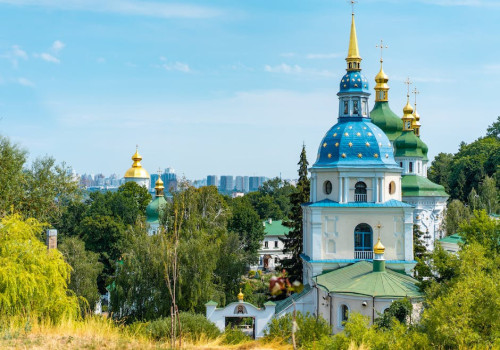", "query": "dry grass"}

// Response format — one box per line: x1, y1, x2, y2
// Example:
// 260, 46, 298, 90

0, 316, 293, 350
